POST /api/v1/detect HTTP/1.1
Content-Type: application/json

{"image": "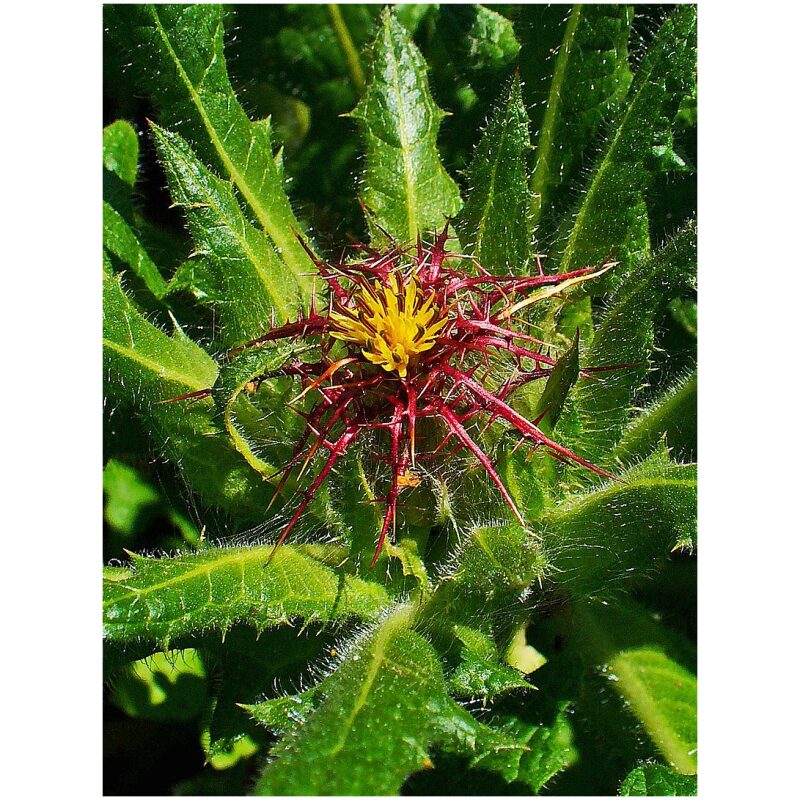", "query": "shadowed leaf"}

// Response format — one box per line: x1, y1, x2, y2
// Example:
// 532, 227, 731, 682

530, 5, 634, 229
572, 222, 696, 462
458, 74, 532, 275
541, 450, 697, 596
573, 600, 697, 776
615, 370, 697, 463
556, 6, 697, 291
